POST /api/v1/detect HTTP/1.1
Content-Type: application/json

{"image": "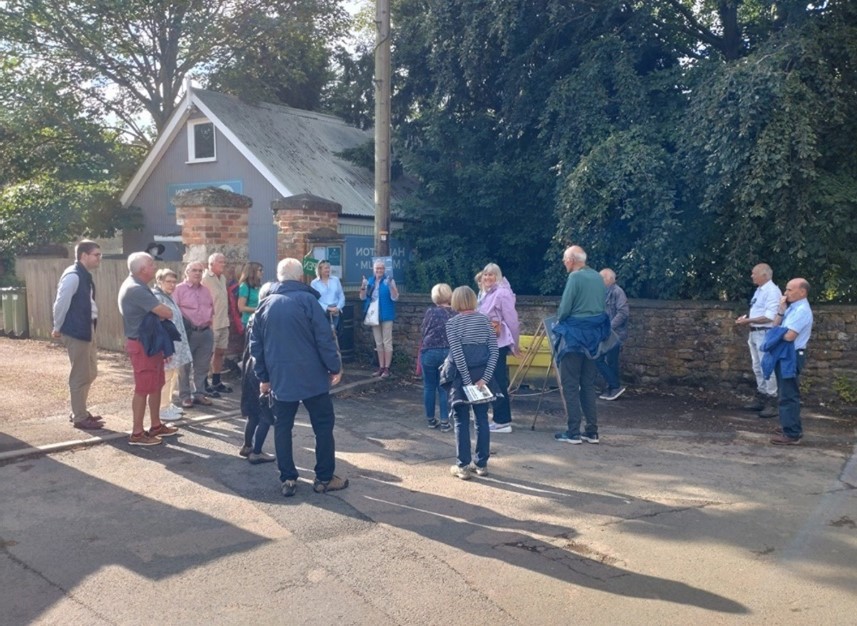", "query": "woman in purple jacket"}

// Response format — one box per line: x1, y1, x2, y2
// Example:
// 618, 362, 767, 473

477, 263, 521, 432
